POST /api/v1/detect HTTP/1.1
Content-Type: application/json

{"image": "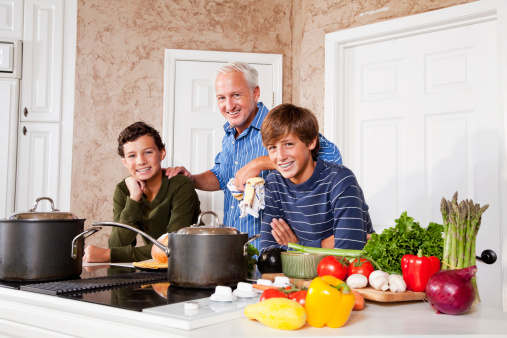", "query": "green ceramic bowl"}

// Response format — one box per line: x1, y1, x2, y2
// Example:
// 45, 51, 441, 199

281, 251, 326, 279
